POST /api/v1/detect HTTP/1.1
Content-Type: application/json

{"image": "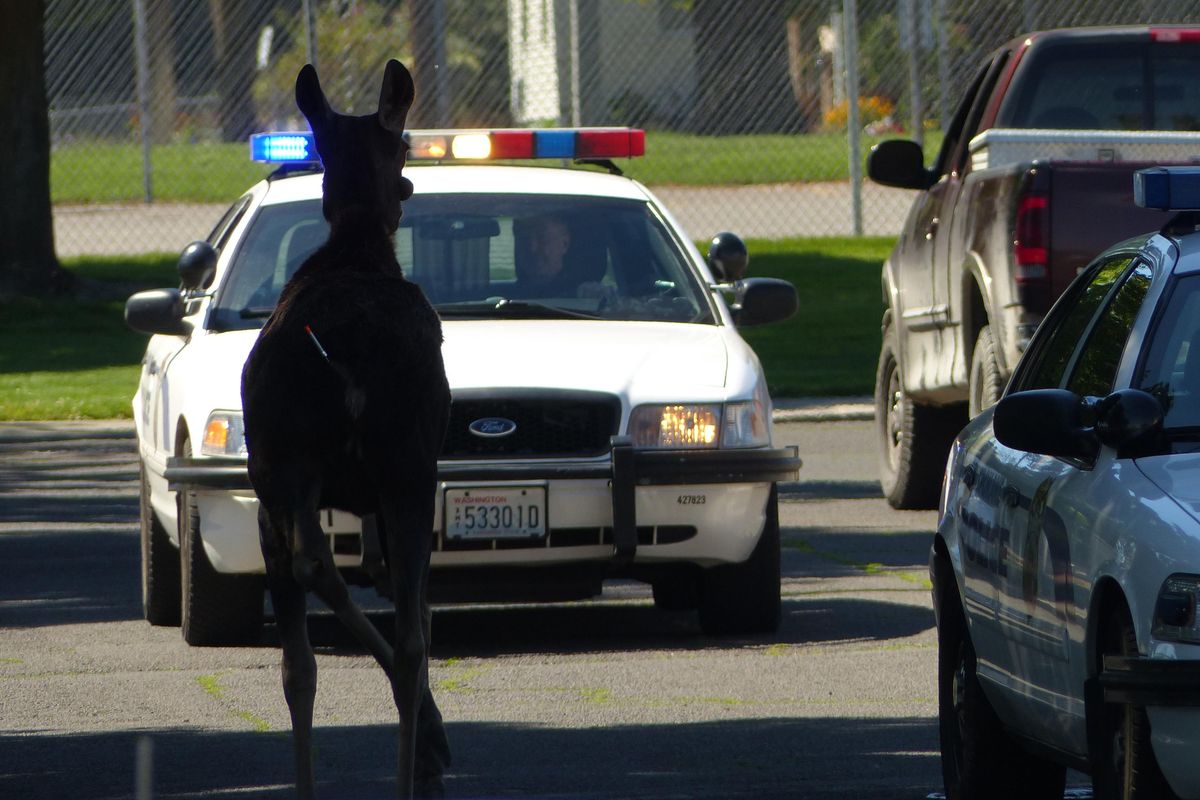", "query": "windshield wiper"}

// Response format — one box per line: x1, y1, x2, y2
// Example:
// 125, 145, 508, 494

435, 297, 600, 320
